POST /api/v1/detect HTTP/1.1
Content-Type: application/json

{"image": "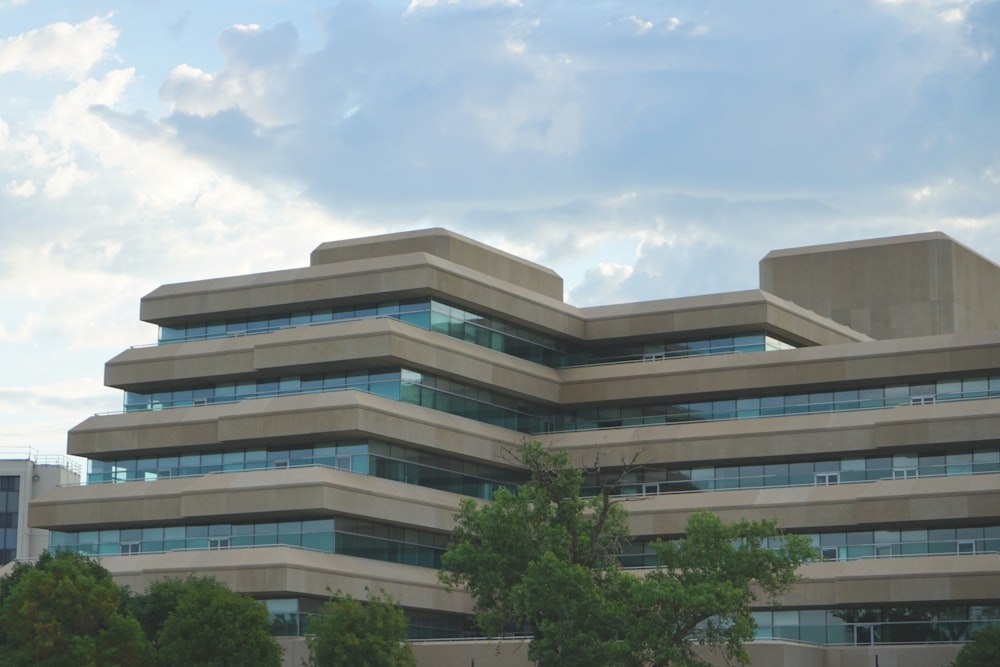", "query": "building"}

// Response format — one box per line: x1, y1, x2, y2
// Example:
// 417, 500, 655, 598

0, 451, 80, 566
29, 228, 1000, 666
